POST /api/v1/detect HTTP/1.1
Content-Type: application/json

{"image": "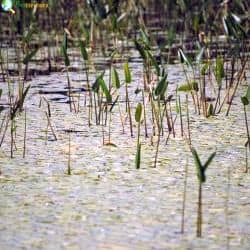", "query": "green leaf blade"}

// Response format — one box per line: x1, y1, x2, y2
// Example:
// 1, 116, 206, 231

178, 48, 192, 67
191, 147, 205, 183
124, 62, 131, 83
111, 66, 120, 89
155, 74, 168, 96
79, 41, 88, 61
135, 103, 142, 123
23, 48, 38, 65
203, 151, 216, 170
